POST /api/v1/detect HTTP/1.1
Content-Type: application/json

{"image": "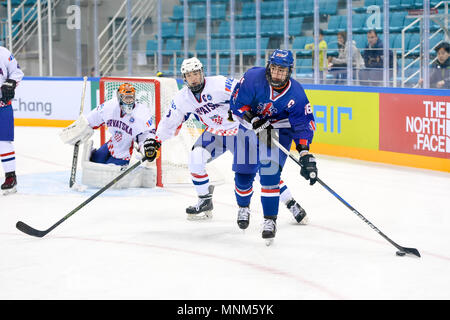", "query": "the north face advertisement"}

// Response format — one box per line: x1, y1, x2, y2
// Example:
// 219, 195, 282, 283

379, 93, 450, 159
